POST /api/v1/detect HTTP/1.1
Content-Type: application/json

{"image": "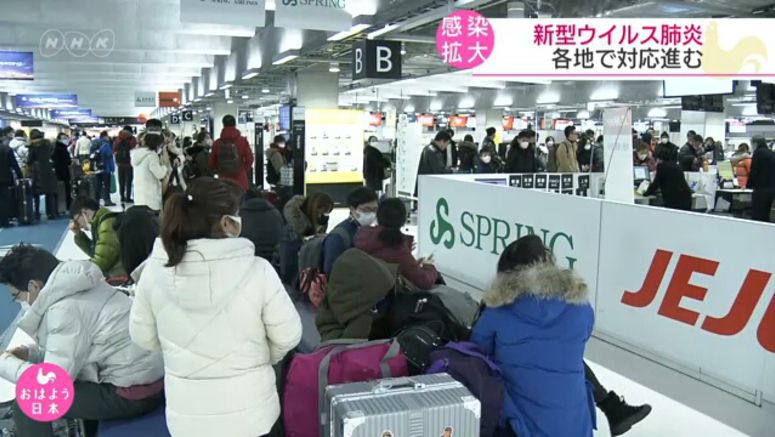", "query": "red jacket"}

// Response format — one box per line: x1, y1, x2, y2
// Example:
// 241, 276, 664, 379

355, 226, 439, 290
209, 126, 254, 191
113, 131, 138, 167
